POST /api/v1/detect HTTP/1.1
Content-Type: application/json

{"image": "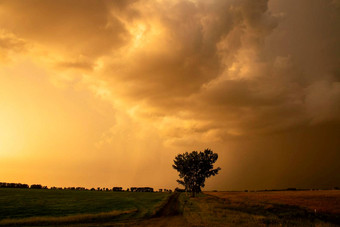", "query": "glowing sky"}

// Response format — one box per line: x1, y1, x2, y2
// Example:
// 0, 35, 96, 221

0, 0, 339, 190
